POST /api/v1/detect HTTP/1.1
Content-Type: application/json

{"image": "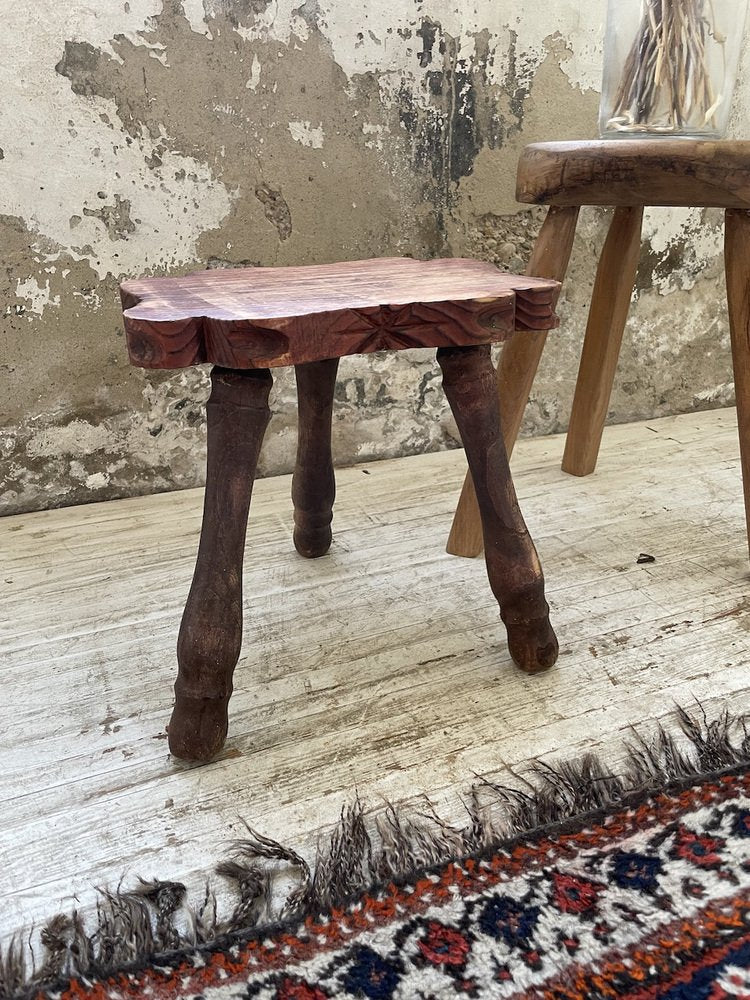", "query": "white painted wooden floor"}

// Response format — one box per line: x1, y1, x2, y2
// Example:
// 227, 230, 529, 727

2, 407, 750, 947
